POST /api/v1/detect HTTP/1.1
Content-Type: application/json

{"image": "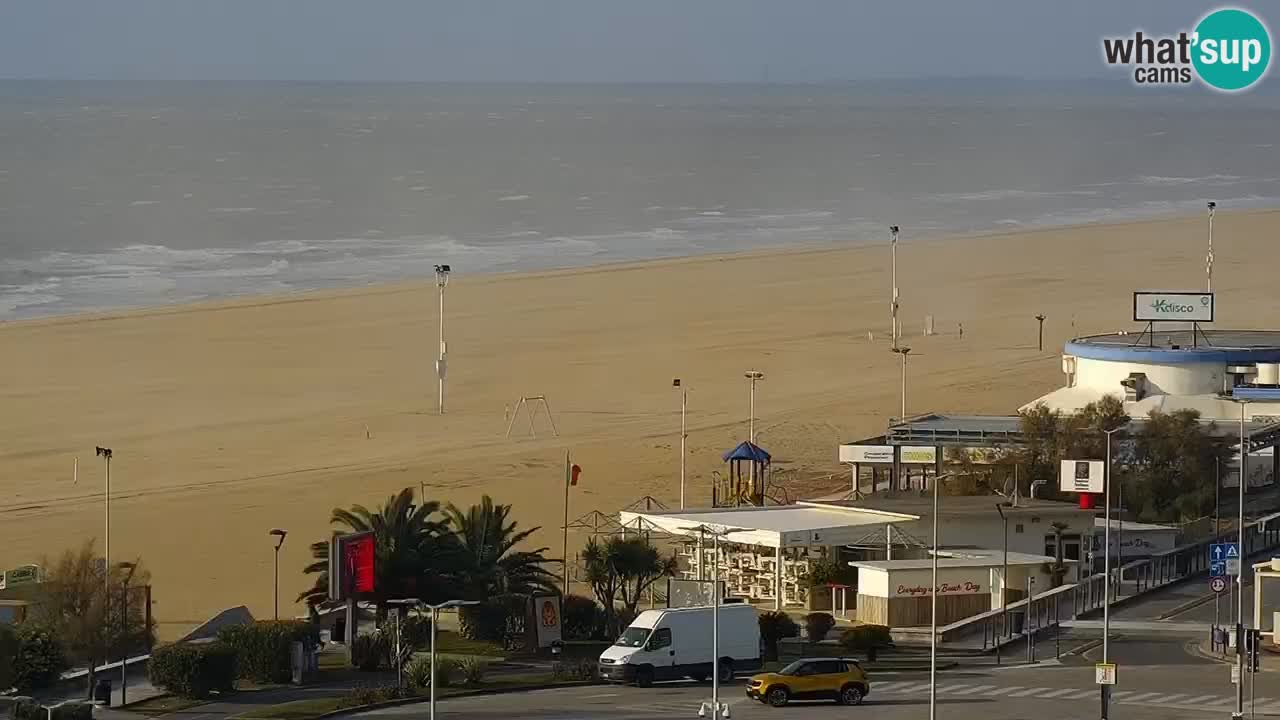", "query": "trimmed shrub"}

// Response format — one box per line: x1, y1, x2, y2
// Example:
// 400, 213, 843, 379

458, 658, 486, 687
433, 657, 460, 687
551, 659, 597, 681
406, 656, 433, 690
562, 595, 604, 640
149, 642, 237, 699
803, 613, 837, 644
758, 611, 799, 661
351, 633, 388, 672
339, 683, 409, 709
12, 625, 67, 691
217, 621, 318, 684
839, 624, 892, 656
